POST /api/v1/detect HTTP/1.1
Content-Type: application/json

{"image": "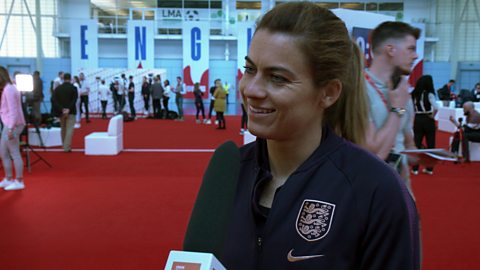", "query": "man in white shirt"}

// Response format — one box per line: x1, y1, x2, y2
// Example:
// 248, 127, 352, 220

79, 72, 91, 123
